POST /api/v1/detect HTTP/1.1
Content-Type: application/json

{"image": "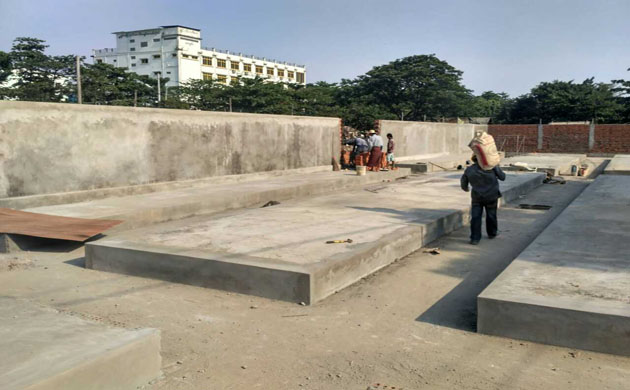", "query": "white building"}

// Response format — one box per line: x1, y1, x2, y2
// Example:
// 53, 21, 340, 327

92, 25, 306, 88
